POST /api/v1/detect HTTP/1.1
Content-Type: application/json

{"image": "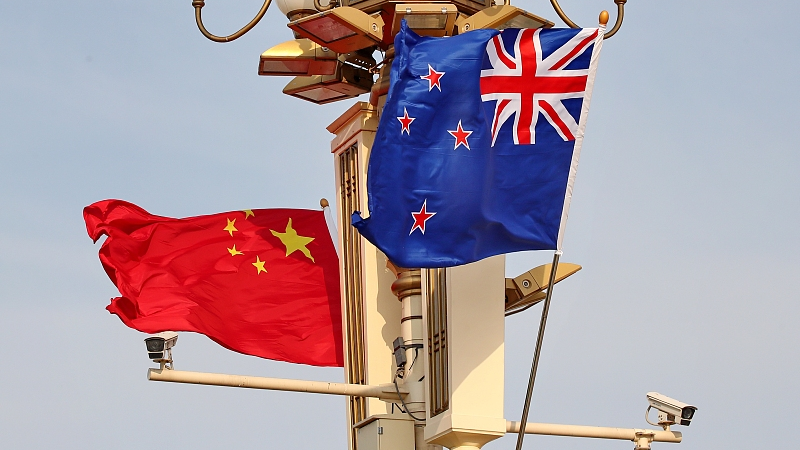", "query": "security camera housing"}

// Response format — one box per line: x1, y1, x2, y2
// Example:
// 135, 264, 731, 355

144, 331, 178, 360
646, 392, 697, 426
393, 337, 407, 369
